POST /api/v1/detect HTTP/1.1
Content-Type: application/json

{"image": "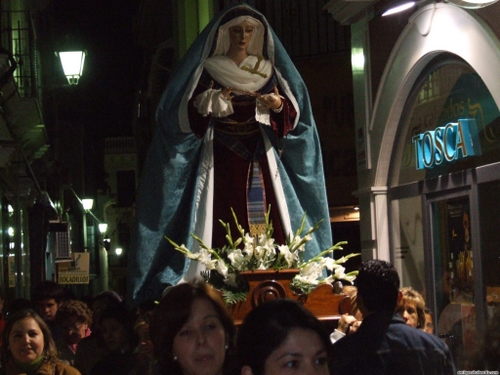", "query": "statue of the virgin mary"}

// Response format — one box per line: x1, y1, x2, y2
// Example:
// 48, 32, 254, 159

128, 4, 332, 305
